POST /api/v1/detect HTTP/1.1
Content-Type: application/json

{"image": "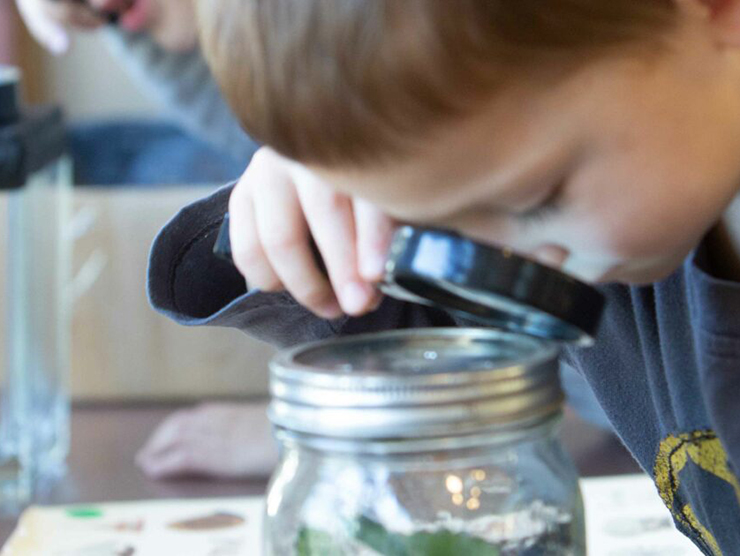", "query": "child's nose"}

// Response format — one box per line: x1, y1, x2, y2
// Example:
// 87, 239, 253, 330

87, 0, 128, 13
531, 244, 570, 270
